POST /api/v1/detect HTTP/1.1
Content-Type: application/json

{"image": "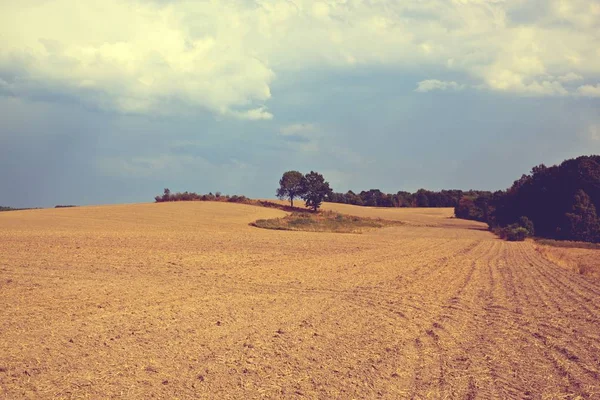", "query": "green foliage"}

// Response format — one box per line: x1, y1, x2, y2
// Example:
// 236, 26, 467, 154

456, 155, 600, 243
276, 171, 306, 207
154, 188, 249, 204
488, 216, 534, 242
518, 216, 535, 237
493, 224, 529, 242
493, 156, 600, 242
564, 190, 600, 242
328, 188, 489, 208
415, 189, 430, 207
455, 197, 485, 222
301, 171, 332, 212
506, 226, 529, 241
228, 195, 248, 203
